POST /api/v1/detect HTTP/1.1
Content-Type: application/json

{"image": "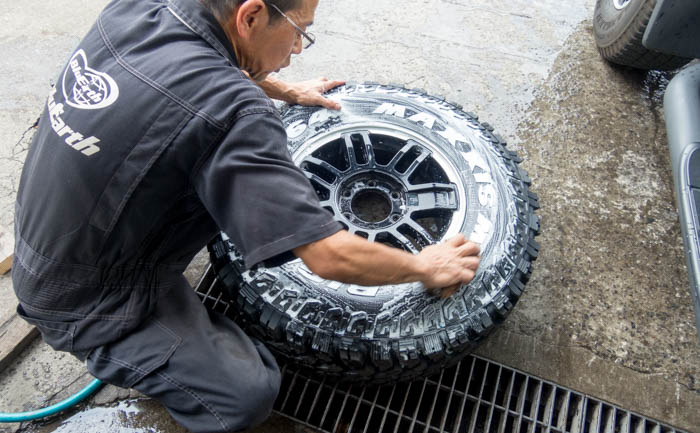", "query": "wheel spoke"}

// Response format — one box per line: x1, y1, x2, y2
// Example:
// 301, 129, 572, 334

406, 182, 457, 193
402, 219, 436, 246
405, 183, 459, 212
343, 133, 360, 169
304, 172, 333, 191
386, 141, 418, 170
304, 156, 344, 178
359, 132, 376, 168
387, 229, 419, 254
342, 131, 376, 168
400, 150, 430, 180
